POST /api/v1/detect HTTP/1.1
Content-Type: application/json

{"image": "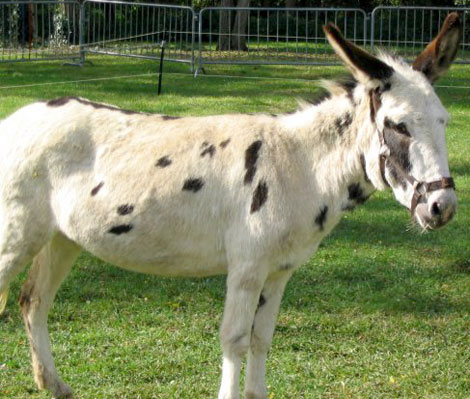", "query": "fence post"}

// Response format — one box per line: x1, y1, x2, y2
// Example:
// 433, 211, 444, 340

79, 0, 86, 65
363, 12, 368, 48
370, 9, 375, 53
190, 11, 198, 73
194, 10, 206, 77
